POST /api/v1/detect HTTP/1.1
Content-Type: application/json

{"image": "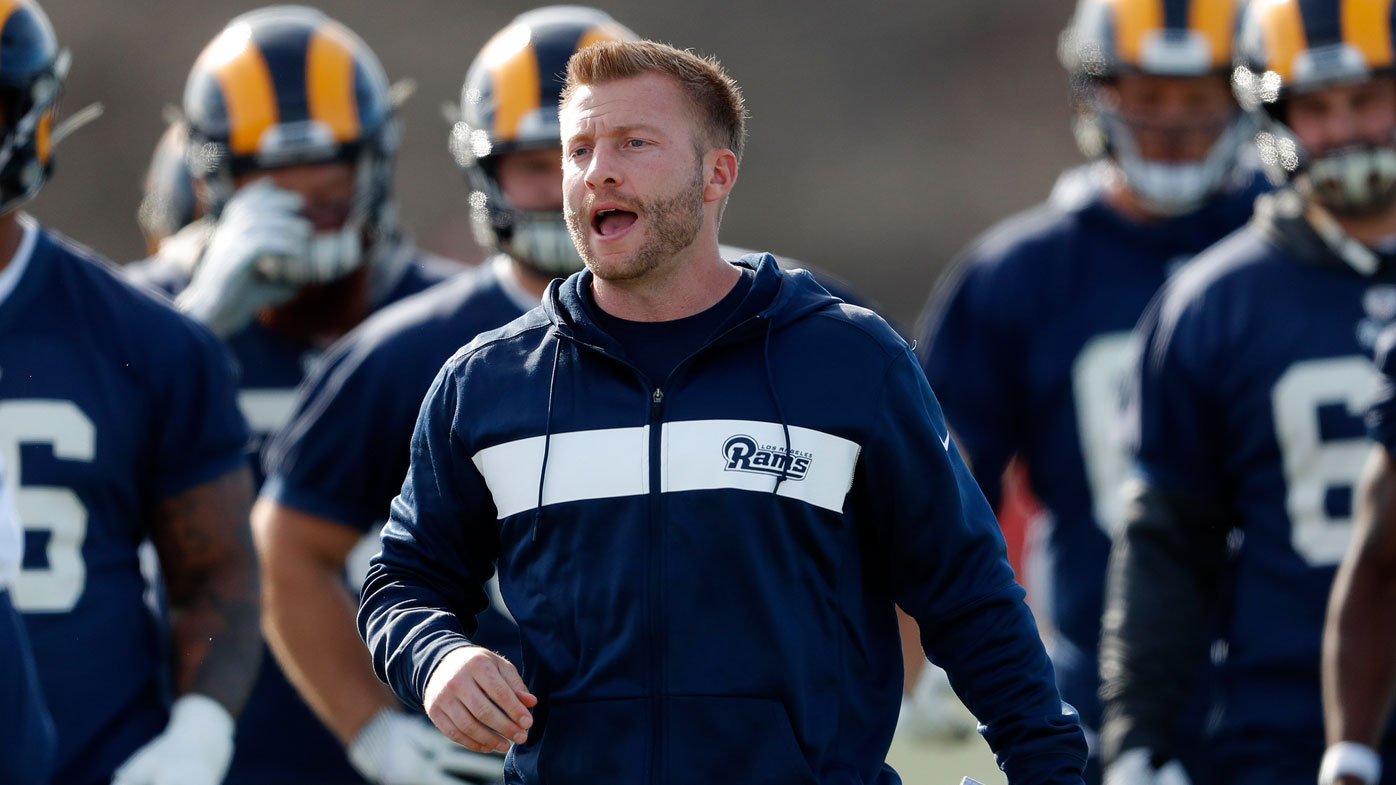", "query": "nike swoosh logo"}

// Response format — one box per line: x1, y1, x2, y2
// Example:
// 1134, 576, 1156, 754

940, 430, 951, 451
